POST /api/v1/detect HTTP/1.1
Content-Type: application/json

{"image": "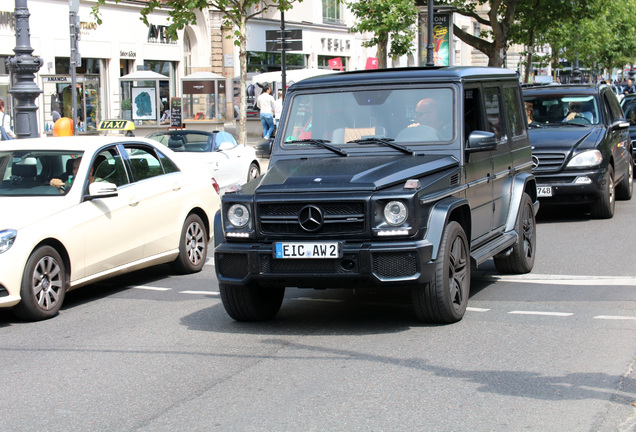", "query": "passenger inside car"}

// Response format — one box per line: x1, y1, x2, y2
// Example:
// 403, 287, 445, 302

50, 157, 81, 193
